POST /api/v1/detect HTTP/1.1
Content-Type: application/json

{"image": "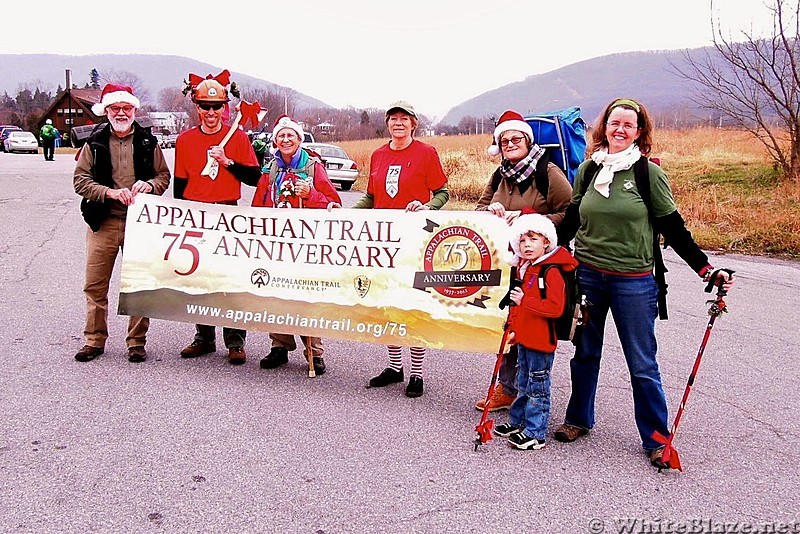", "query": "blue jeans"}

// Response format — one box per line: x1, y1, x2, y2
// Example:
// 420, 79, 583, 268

564, 264, 669, 451
508, 345, 554, 441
